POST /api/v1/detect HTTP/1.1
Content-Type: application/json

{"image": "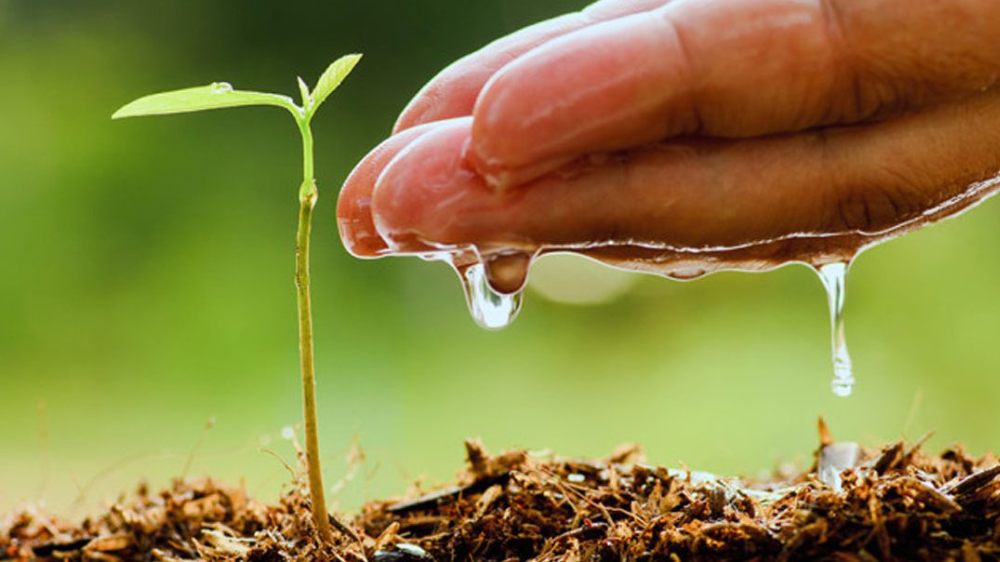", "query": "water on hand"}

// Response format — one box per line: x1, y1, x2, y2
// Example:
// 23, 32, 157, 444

389, 174, 999, 398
